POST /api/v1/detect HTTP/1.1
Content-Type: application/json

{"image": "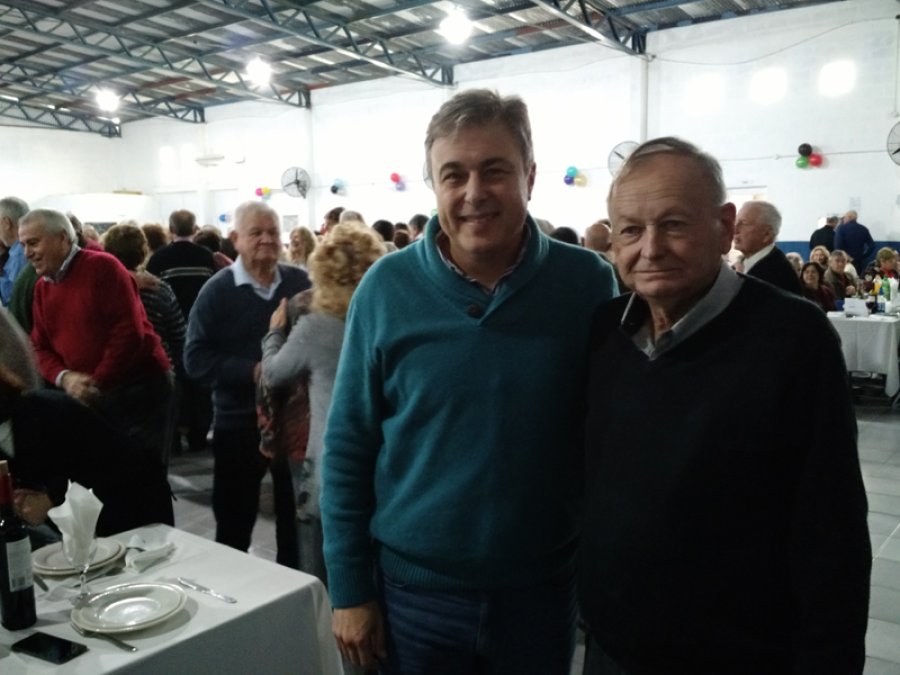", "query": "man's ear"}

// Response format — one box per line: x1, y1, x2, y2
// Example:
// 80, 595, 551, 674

719, 202, 736, 254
